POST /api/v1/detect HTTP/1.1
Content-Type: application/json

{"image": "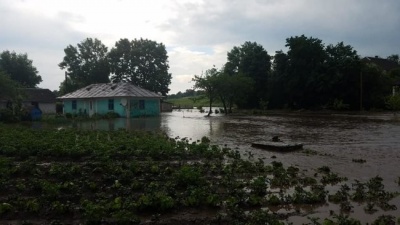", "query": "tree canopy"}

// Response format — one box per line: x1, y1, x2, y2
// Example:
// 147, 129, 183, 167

0, 51, 42, 87
0, 70, 19, 98
192, 66, 254, 114
192, 35, 400, 112
224, 41, 271, 108
58, 38, 110, 94
192, 67, 219, 116
109, 38, 172, 96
